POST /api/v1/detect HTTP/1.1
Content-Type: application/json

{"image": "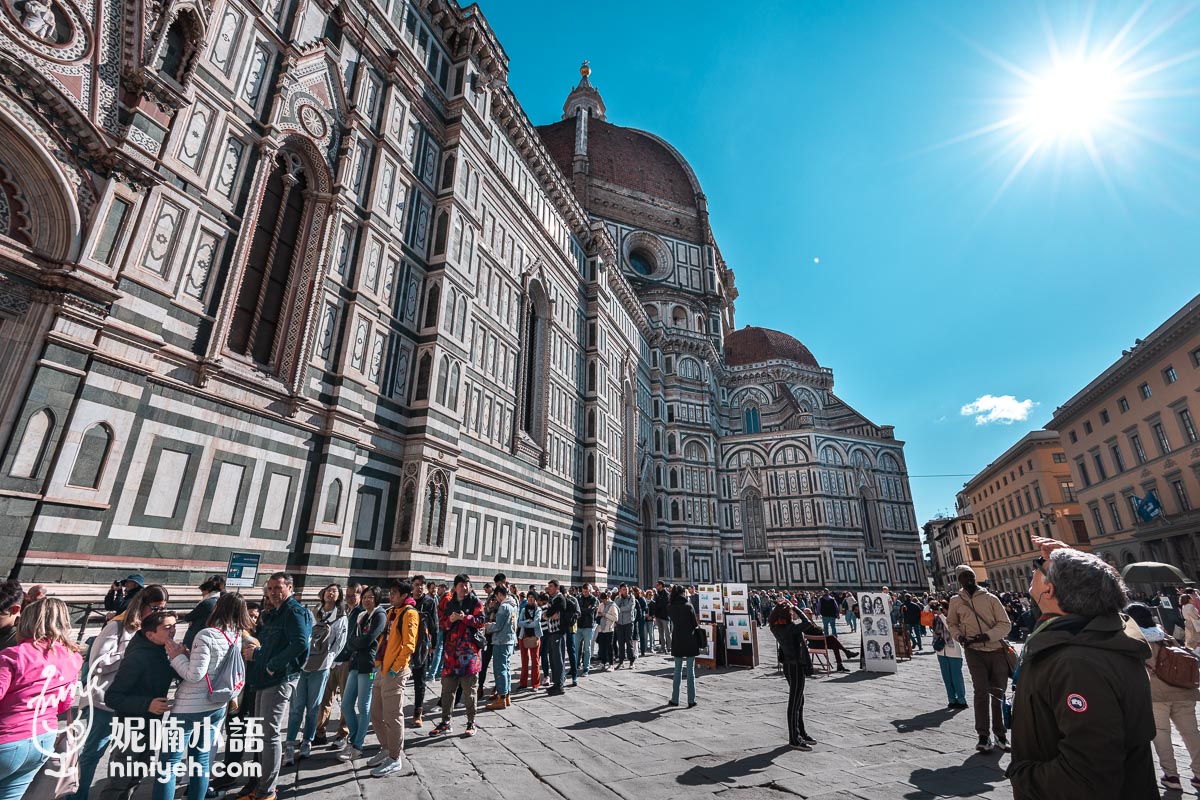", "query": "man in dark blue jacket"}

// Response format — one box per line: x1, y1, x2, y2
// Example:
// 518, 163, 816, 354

238, 573, 313, 800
